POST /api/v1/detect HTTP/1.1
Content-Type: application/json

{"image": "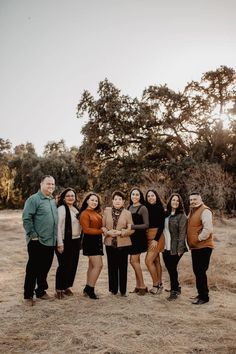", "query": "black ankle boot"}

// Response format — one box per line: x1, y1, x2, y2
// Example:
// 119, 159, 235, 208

83, 285, 99, 299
